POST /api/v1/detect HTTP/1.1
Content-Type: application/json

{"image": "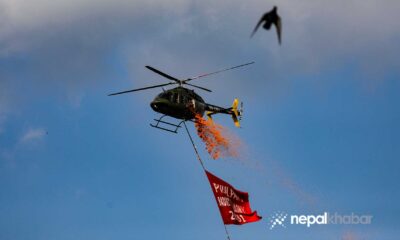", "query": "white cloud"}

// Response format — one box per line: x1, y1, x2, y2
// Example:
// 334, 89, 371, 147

0, 0, 190, 52
1, 0, 399, 60
0, 0, 399, 114
20, 128, 46, 143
